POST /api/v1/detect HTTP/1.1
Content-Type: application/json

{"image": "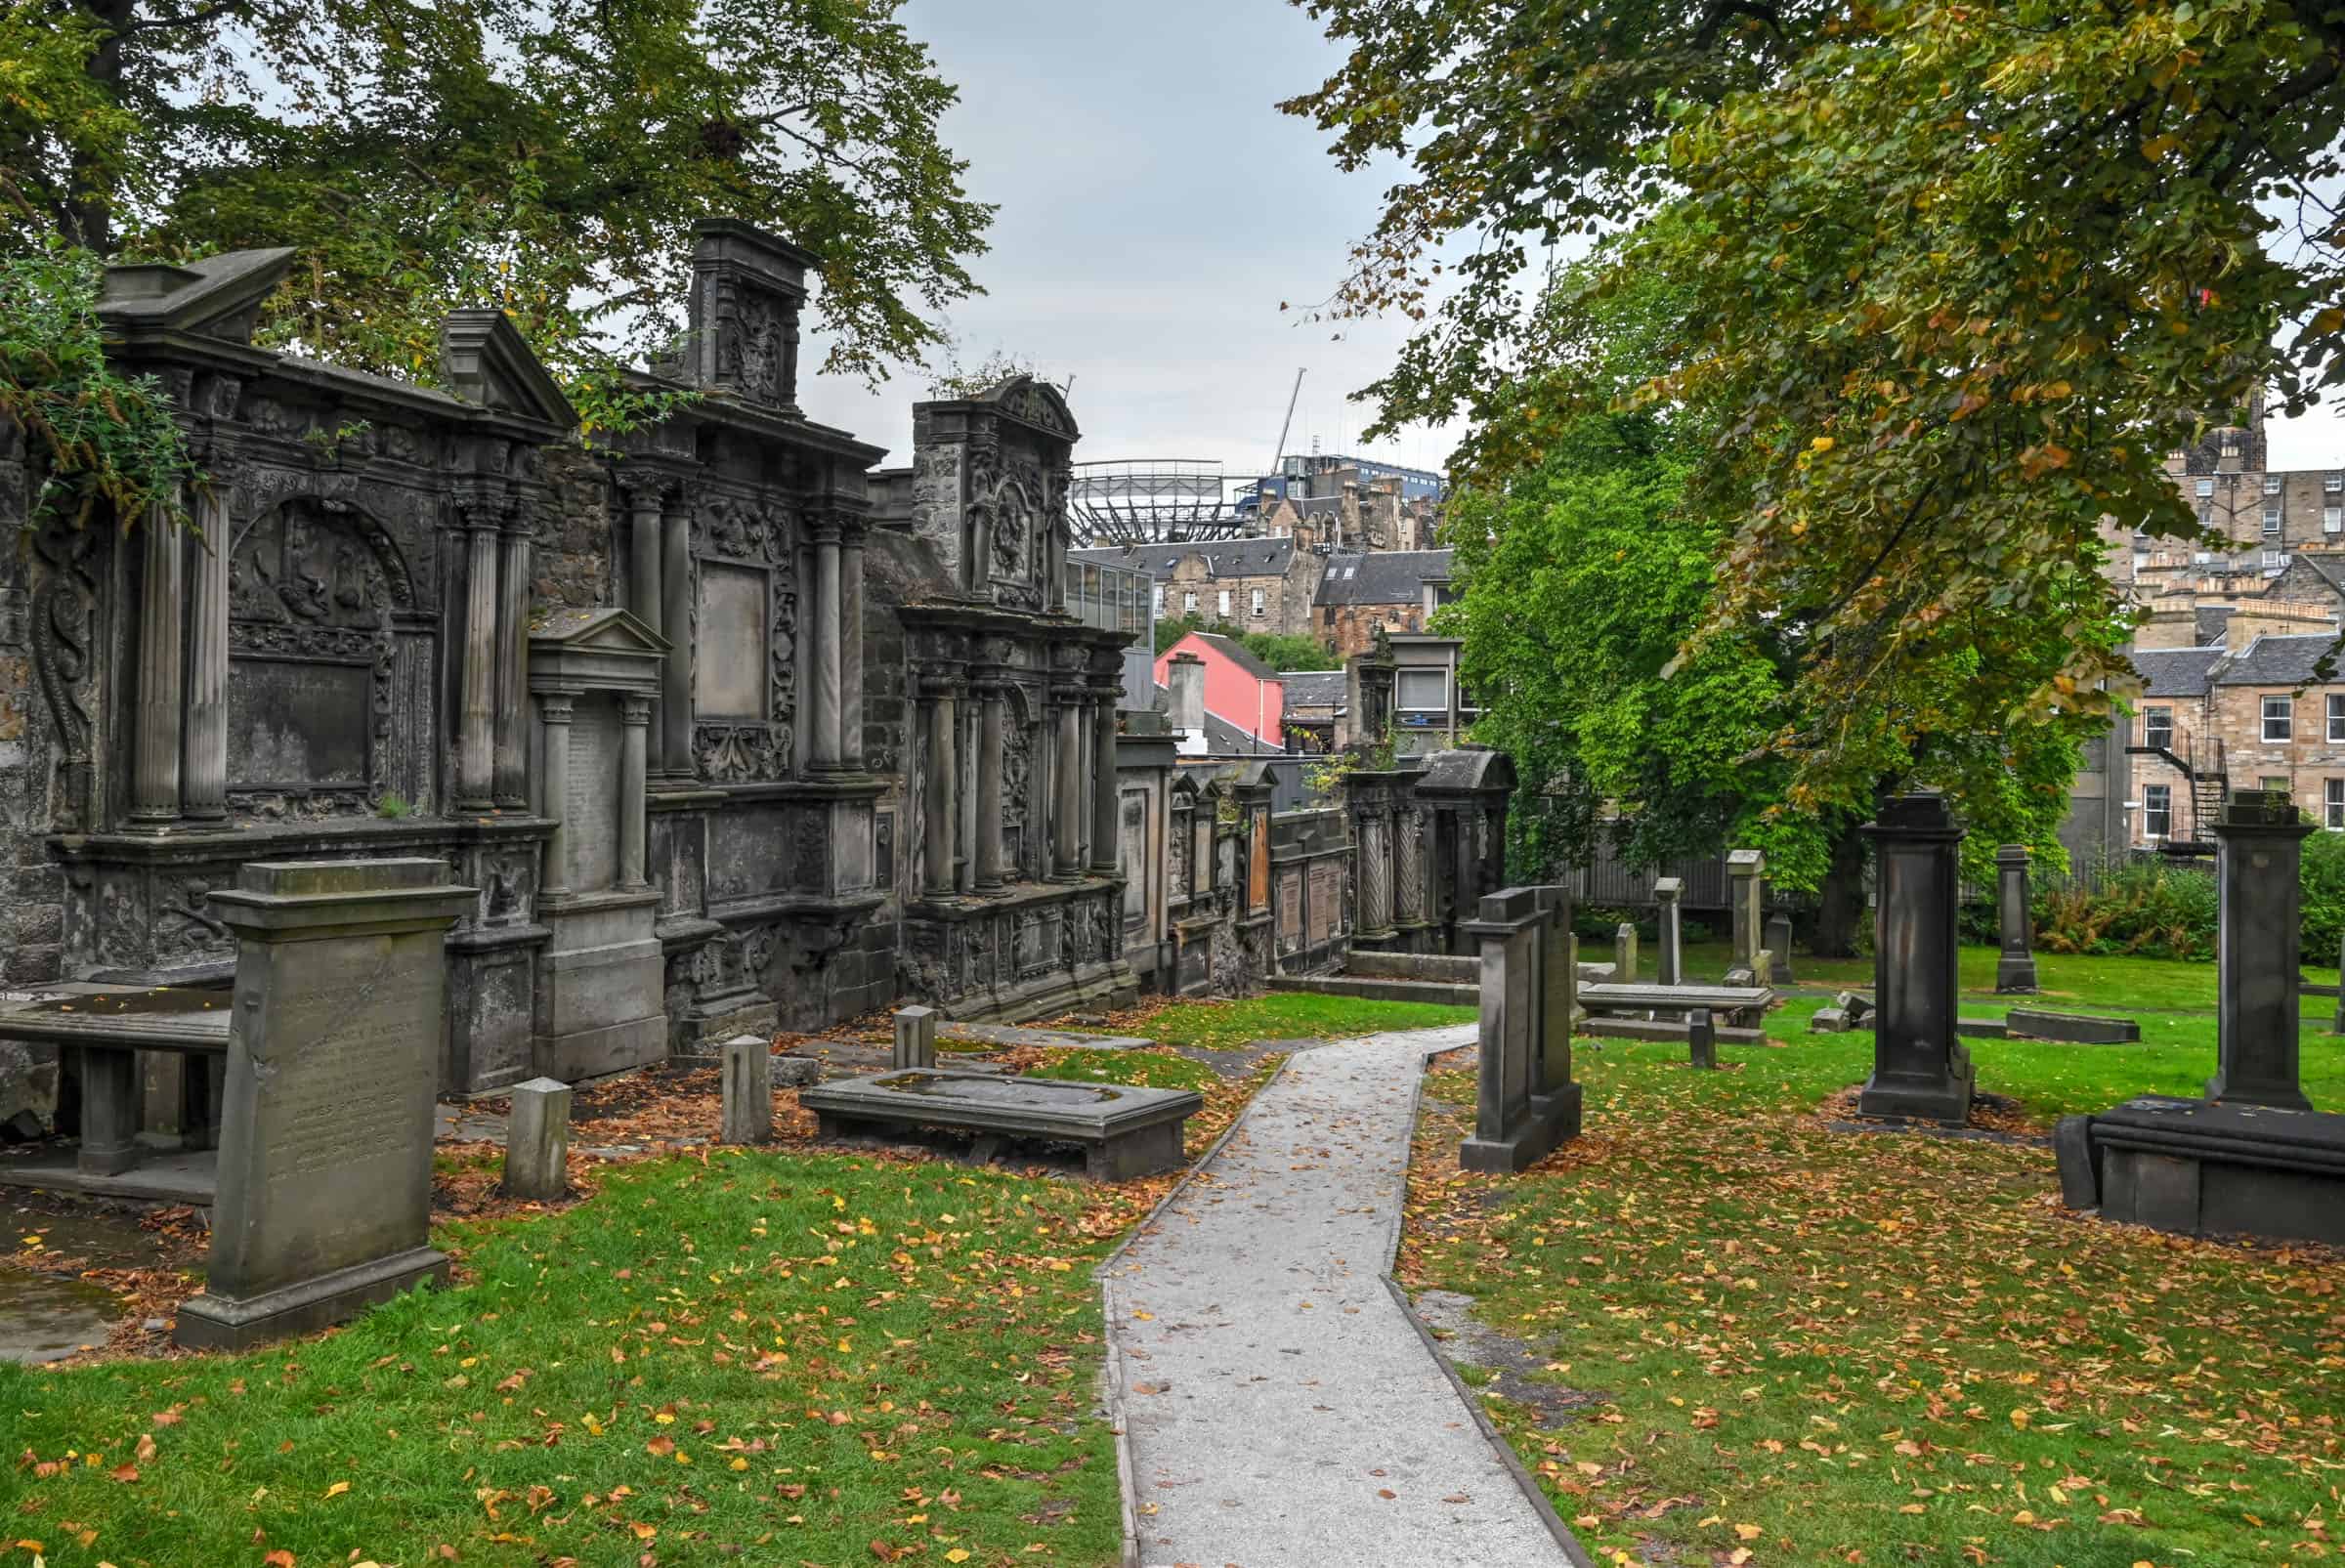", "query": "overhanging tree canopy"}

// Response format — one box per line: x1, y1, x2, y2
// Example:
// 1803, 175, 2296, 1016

2, 0, 991, 391
1287, 0, 2345, 795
